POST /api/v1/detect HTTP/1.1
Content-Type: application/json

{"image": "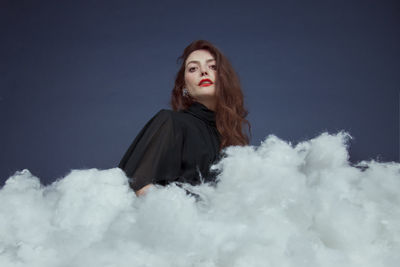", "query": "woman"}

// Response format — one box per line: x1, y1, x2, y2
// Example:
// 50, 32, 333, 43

118, 40, 251, 196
